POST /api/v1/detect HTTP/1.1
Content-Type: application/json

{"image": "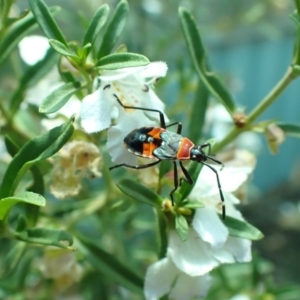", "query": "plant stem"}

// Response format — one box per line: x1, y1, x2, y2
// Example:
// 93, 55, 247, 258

213, 66, 296, 153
